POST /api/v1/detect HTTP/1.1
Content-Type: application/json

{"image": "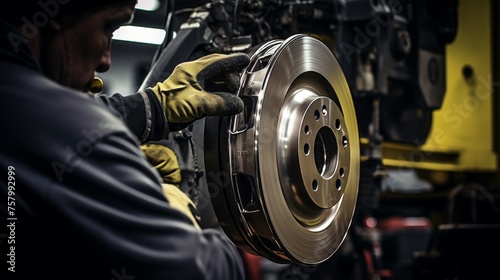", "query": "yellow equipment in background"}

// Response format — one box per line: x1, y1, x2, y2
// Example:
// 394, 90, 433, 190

380, 0, 497, 181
